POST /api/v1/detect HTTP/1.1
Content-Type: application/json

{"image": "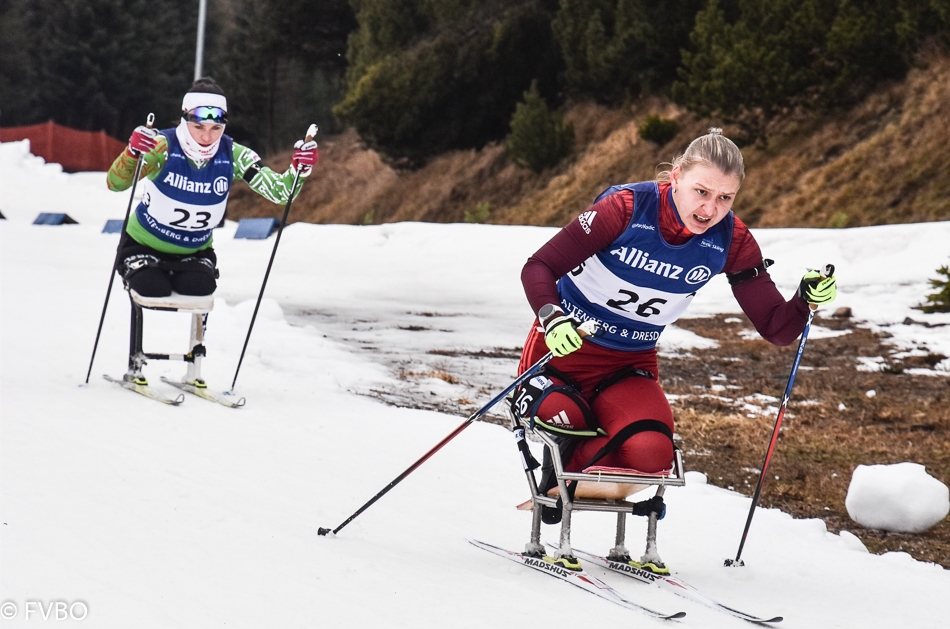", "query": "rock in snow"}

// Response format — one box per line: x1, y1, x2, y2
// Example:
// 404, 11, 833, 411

846, 463, 950, 533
